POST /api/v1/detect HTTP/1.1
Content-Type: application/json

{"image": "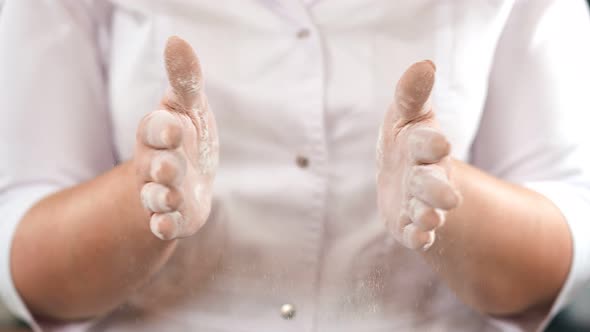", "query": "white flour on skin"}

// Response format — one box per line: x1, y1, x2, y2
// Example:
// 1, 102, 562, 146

141, 183, 172, 212
175, 73, 199, 96
166, 49, 201, 108
150, 211, 183, 240
150, 152, 183, 186
193, 182, 204, 206
150, 215, 167, 240
408, 128, 435, 162
193, 107, 217, 175
376, 124, 385, 171
143, 110, 181, 148
408, 197, 445, 230
402, 223, 435, 251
